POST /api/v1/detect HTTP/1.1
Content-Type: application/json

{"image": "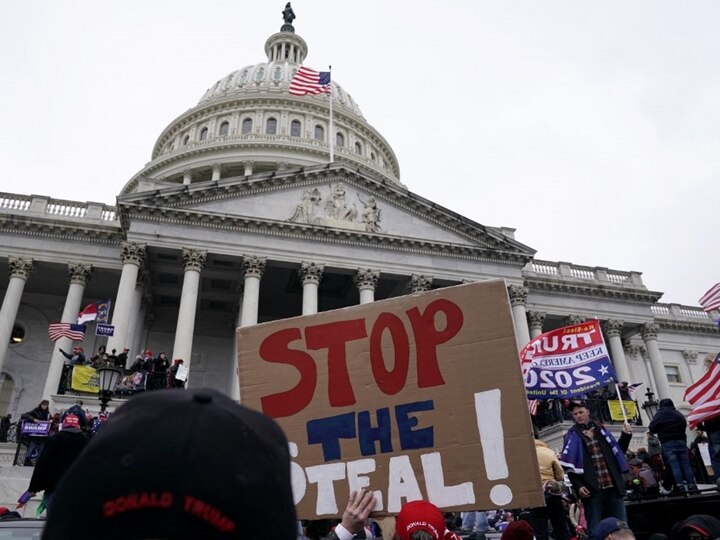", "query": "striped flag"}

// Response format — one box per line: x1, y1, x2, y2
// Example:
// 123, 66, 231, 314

528, 399, 539, 416
699, 283, 720, 312
685, 353, 720, 428
289, 67, 331, 96
48, 323, 86, 342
